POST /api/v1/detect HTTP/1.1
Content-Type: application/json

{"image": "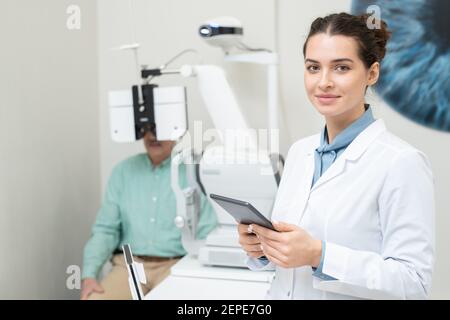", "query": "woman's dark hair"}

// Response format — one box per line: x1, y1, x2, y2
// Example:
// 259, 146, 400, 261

303, 12, 391, 68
